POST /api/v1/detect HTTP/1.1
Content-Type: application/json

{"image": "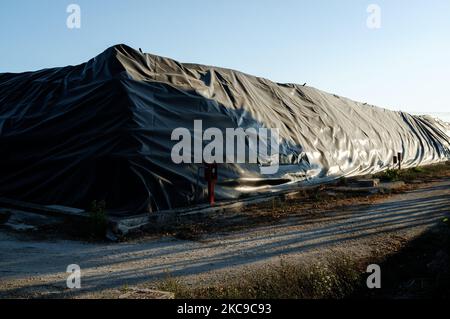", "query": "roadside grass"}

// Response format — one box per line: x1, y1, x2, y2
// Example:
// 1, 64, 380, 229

158, 254, 365, 299
158, 220, 450, 299
374, 161, 450, 183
